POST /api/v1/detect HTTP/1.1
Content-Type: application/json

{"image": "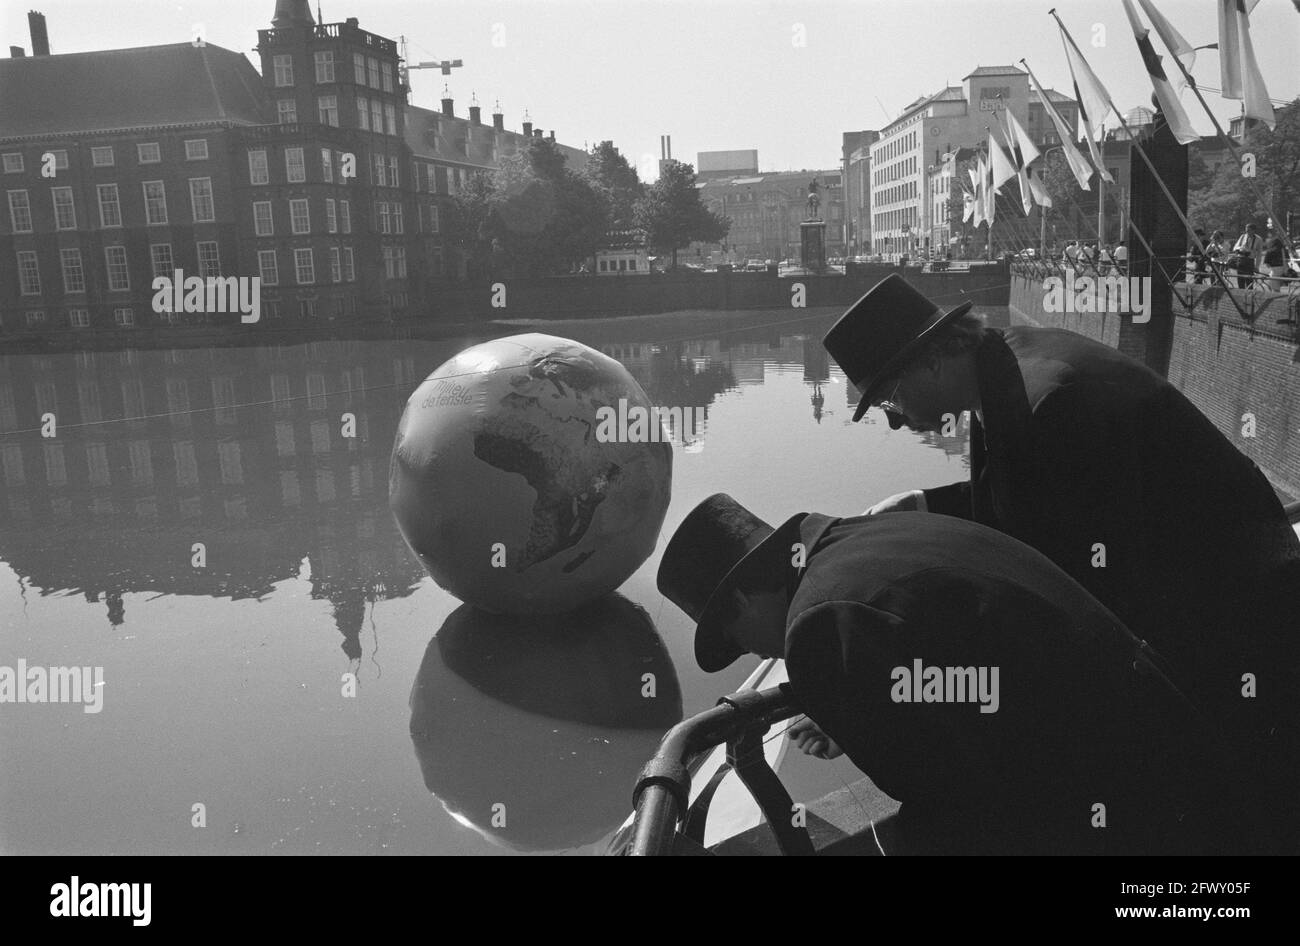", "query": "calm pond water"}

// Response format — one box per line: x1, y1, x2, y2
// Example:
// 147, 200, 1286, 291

0, 305, 1006, 855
